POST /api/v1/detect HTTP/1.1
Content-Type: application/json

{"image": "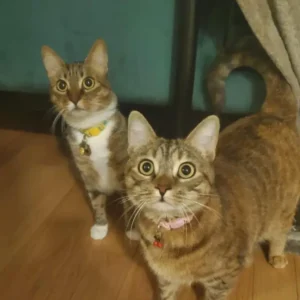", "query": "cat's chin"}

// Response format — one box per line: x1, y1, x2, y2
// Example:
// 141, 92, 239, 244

63, 103, 117, 129
149, 201, 176, 212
